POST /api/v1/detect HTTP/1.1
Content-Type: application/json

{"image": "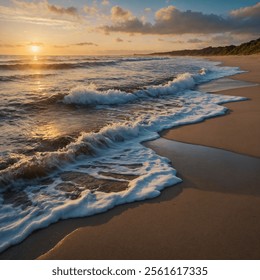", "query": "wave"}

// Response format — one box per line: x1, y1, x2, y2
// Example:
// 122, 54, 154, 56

0, 139, 181, 253
0, 61, 117, 71
0, 84, 246, 190
1, 66, 244, 185
119, 56, 170, 62
0, 73, 55, 82
0, 121, 142, 187
63, 64, 243, 106
63, 72, 198, 105
0, 56, 171, 71
64, 83, 138, 105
